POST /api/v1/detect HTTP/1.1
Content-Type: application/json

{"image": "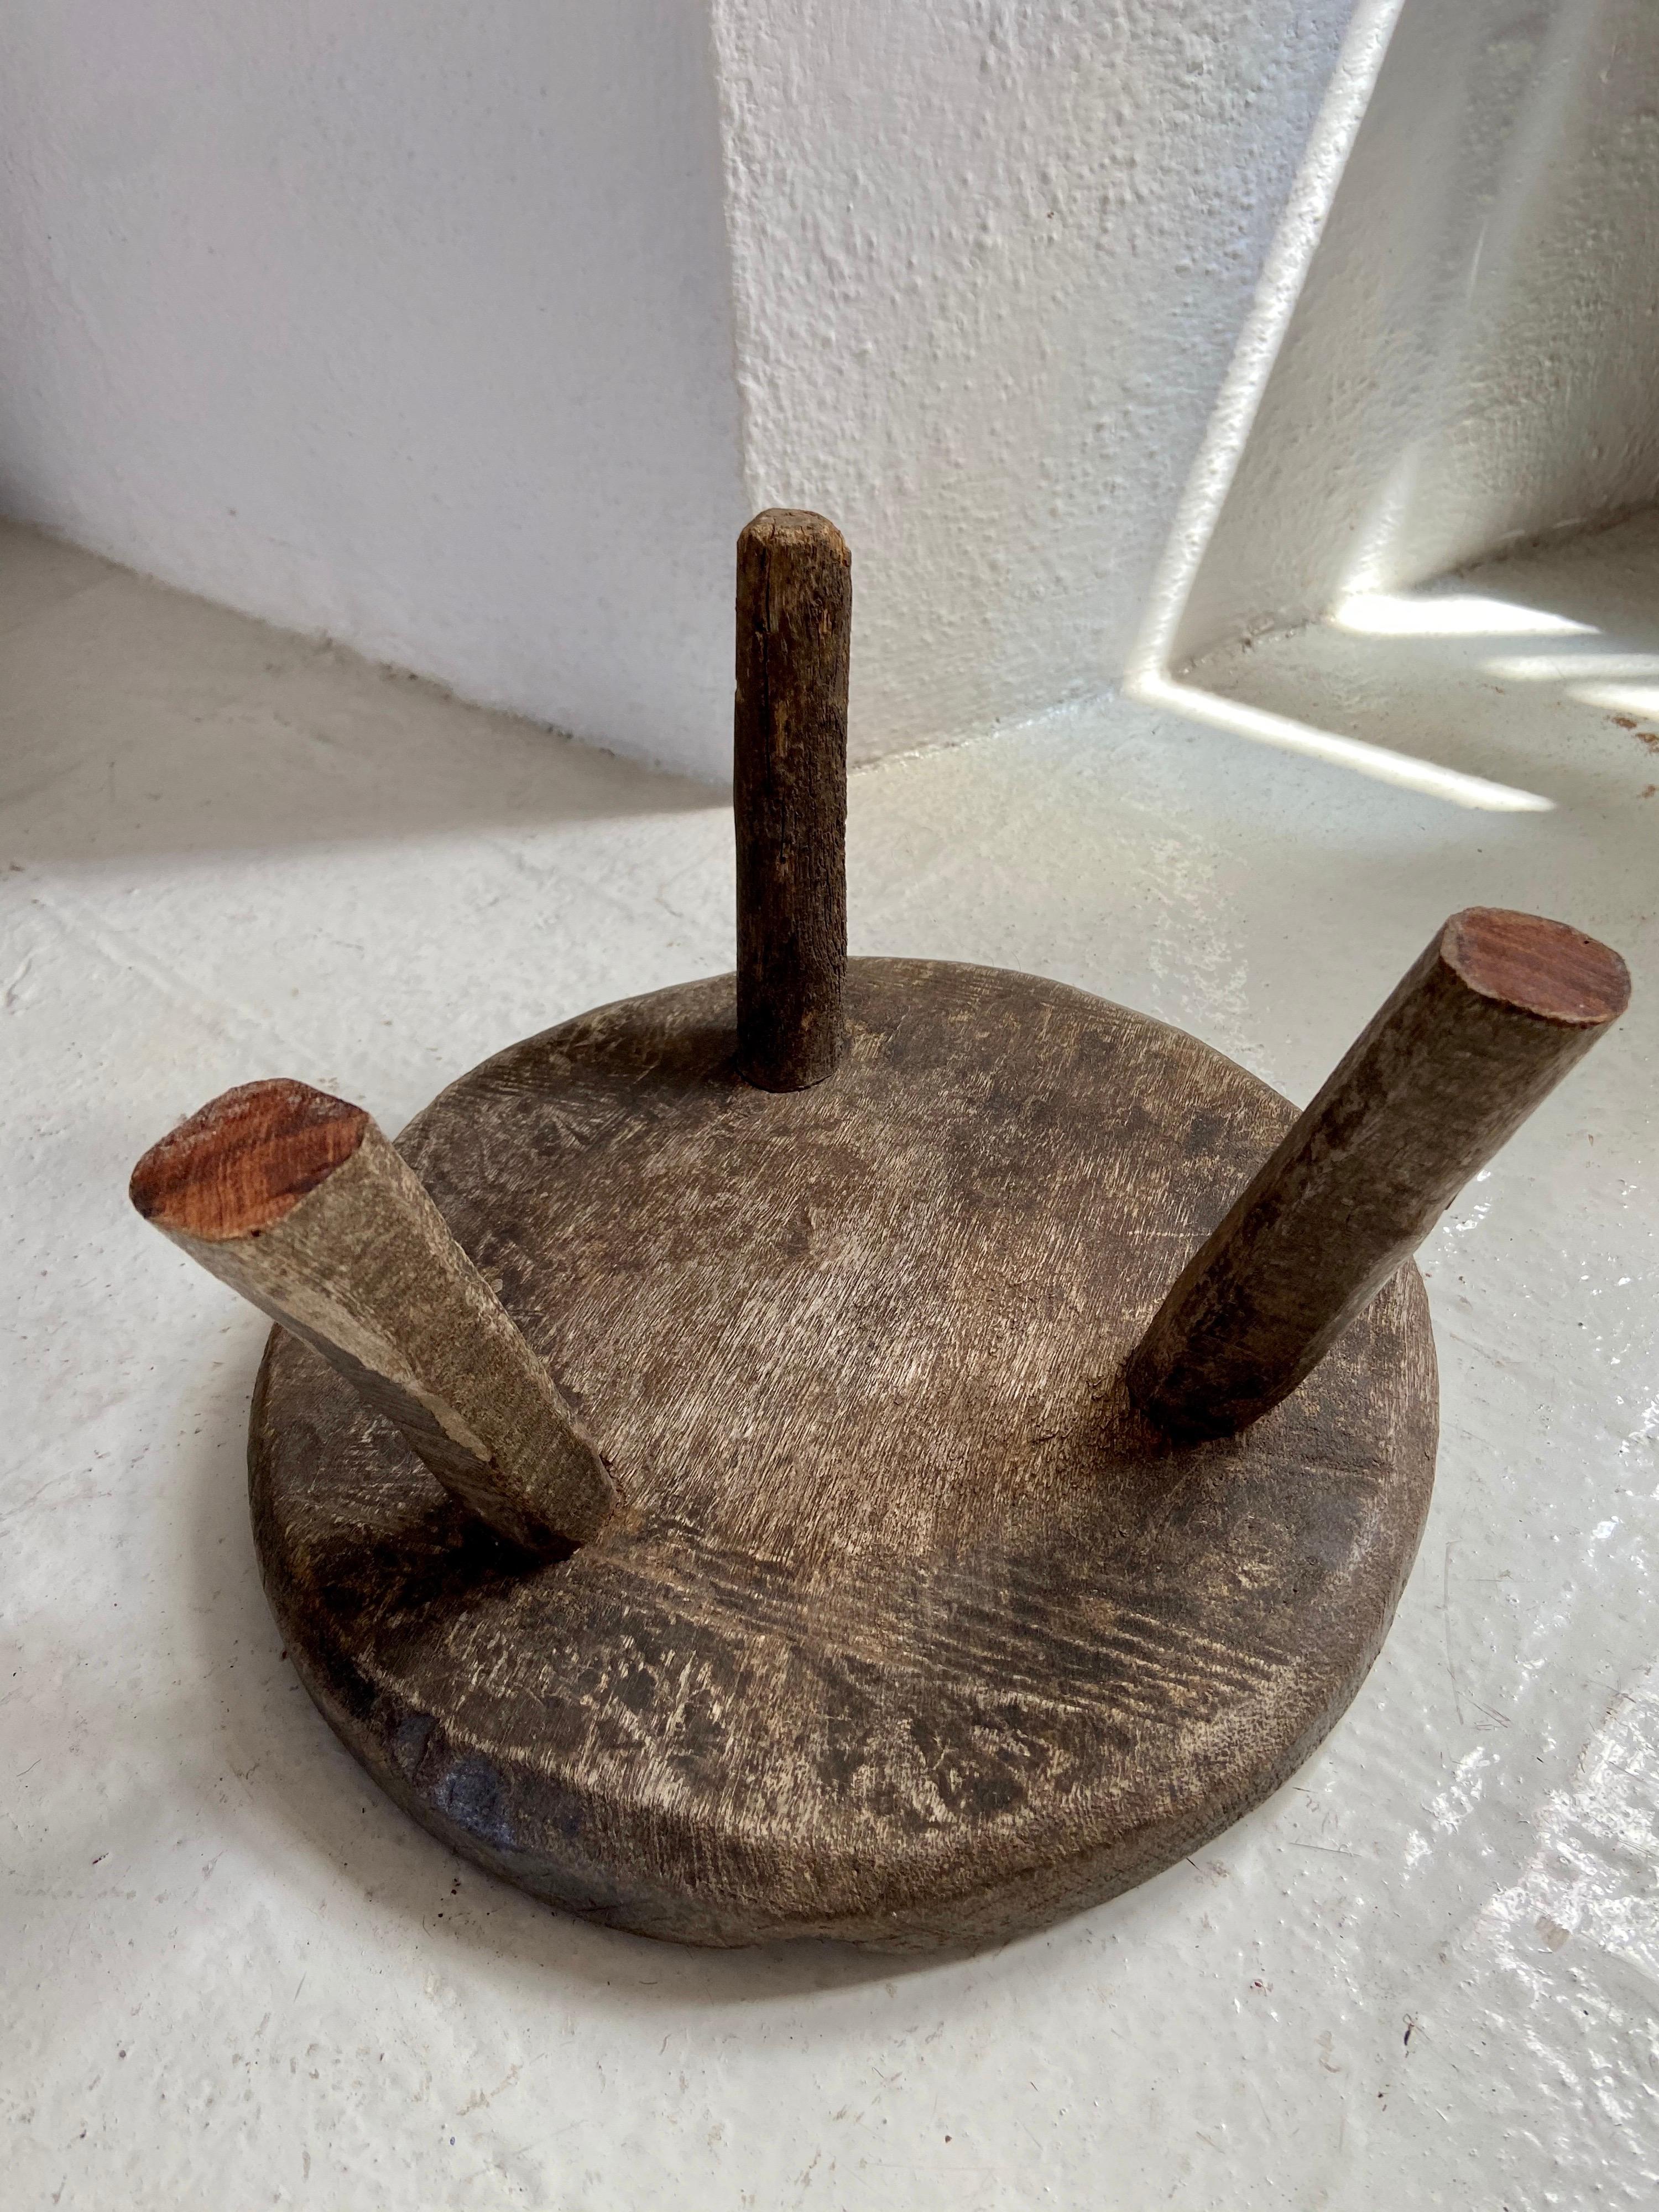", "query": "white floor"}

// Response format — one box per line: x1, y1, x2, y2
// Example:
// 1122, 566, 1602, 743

4, 513, 1657, 2209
